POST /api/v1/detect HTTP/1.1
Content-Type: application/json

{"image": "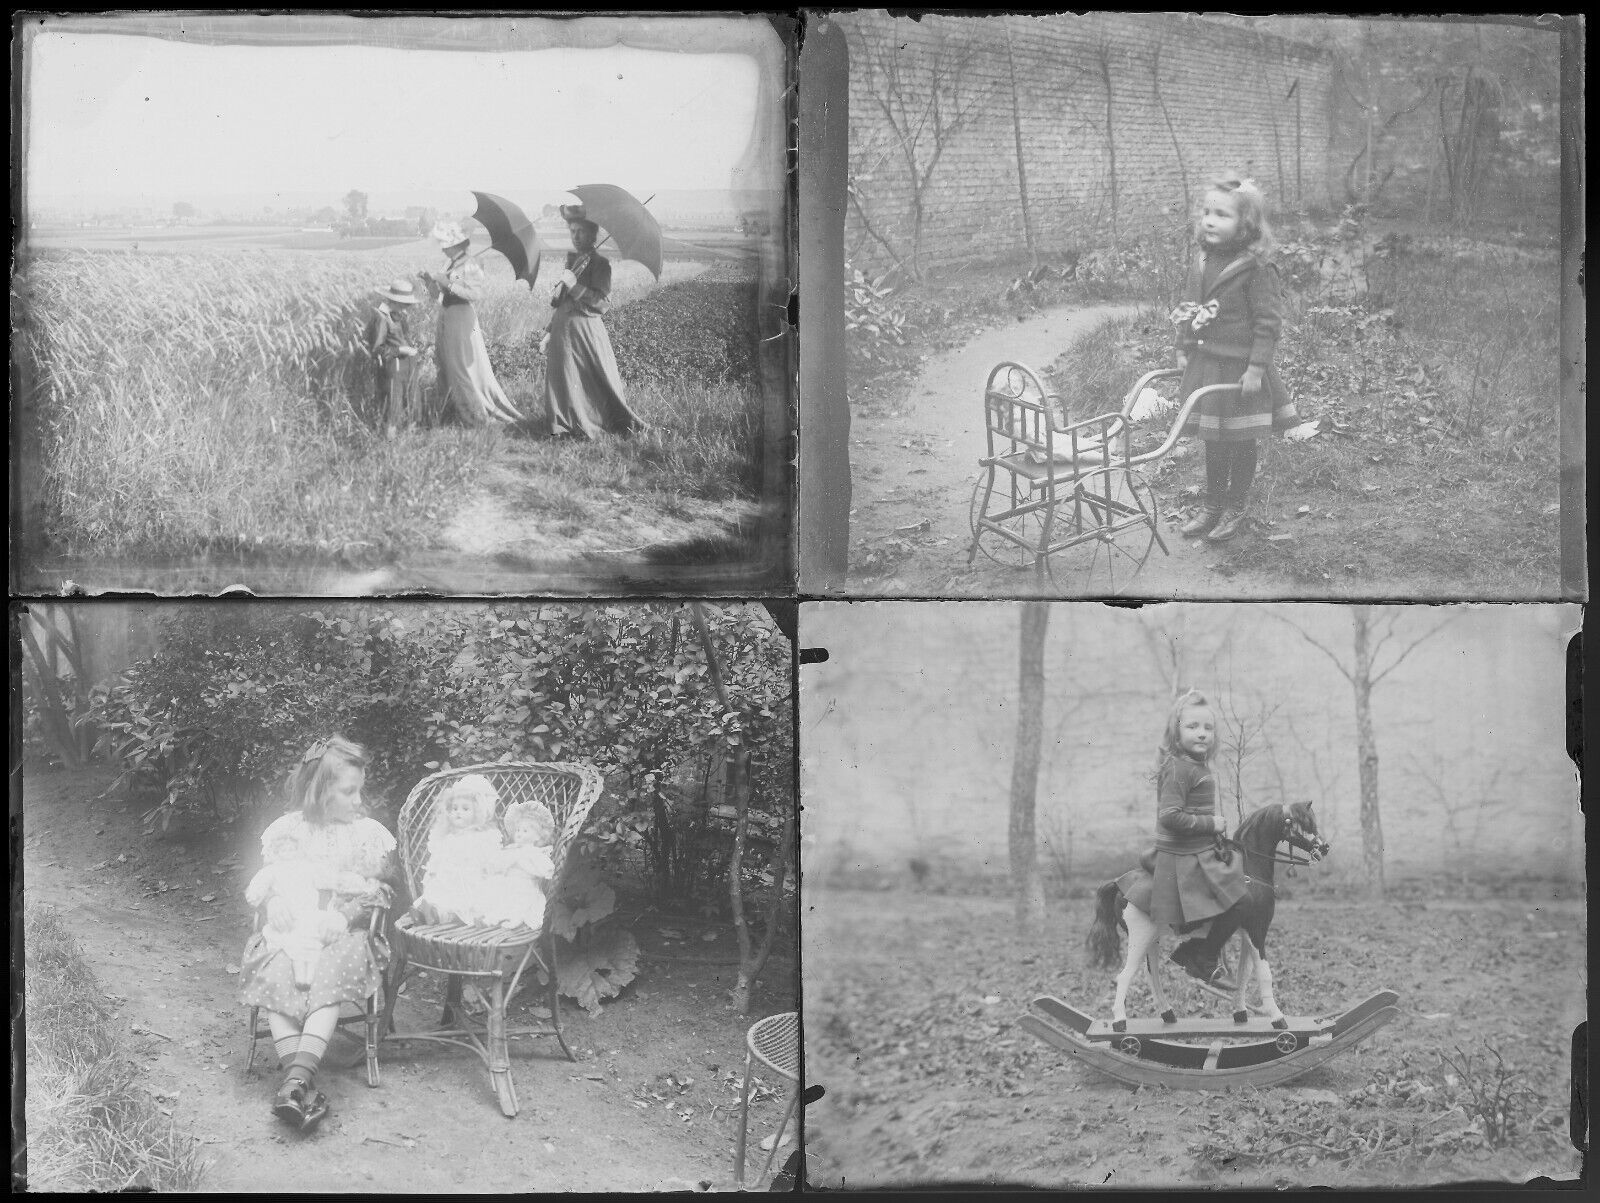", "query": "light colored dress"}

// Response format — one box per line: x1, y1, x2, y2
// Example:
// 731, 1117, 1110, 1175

238, 813, 395, 1022
545, 251, 645, 438
478, 841, 556, 931
416, 827, 505, 925
425, 254, 522, 427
